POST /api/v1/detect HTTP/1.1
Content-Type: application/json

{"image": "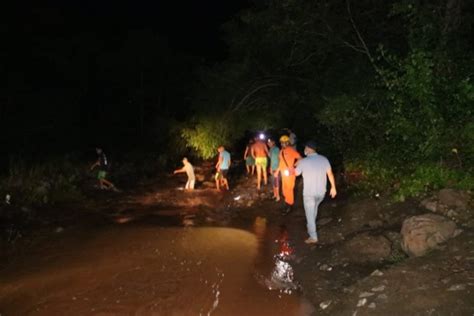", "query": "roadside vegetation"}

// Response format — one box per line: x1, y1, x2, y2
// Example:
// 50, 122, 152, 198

180, 0, 474, 199
2, 1, 473, 204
